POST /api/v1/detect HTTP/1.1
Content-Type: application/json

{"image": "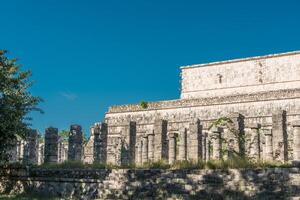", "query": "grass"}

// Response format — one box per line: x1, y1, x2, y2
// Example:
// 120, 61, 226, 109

34, 161, 120, 170
4, 158, 293, 171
